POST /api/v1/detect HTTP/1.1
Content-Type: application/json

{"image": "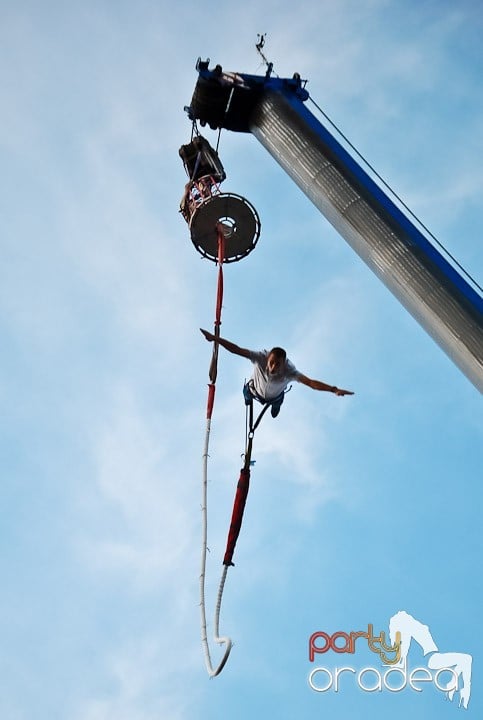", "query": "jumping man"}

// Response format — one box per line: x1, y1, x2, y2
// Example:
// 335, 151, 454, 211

200, 329, 354, 418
